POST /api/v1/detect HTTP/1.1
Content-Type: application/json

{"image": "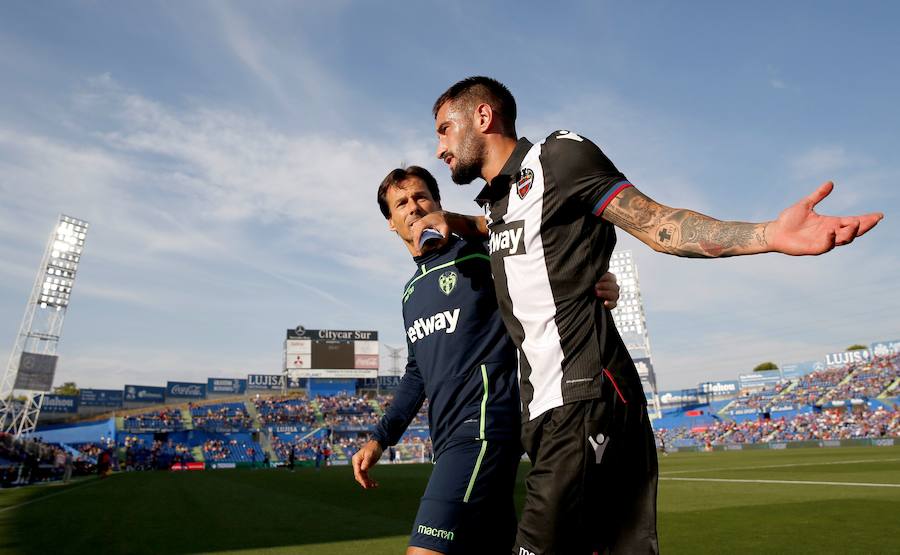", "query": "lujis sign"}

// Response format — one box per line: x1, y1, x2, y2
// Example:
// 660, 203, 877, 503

824, 349, 871, 367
